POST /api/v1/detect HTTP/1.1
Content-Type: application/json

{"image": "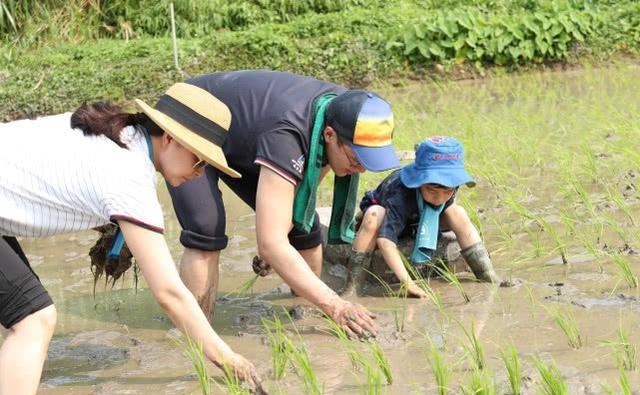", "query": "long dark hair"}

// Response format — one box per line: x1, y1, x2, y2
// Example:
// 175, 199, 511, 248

70, 102, 163, 148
